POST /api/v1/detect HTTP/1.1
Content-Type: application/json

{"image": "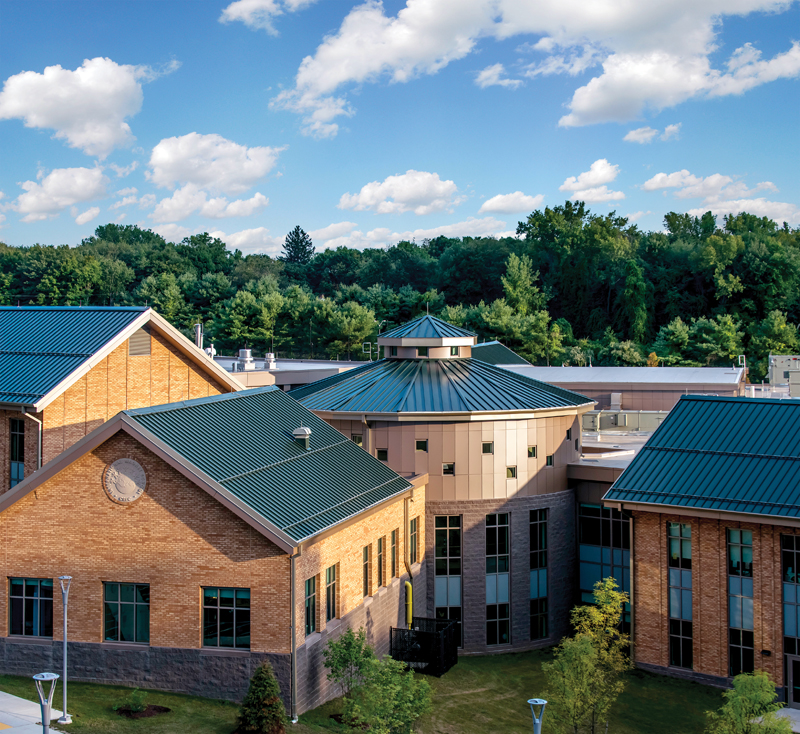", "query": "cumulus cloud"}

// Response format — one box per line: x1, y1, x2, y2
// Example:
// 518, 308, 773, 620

624, 126, 658, 143
309, 221, 359, 240
661, 123, 681, 140
560, 159, 625, 202
687, 198, 800, 224
479, 191, 543, 214
74, 206, 100, 225
110, 195, 139, 211
339, 170, 462, 215
625, 210, 652, 222
150, 223, 192, 241
219, 0, 316, 34
475, 63, 522, 89
150, 184, 269, 223
209, 226, 284, 255
15, 167, 108, 222
148, 132, 283, 195
0, 57, 179, 158
109, 162, 138, 177
271, 0, 799, 136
